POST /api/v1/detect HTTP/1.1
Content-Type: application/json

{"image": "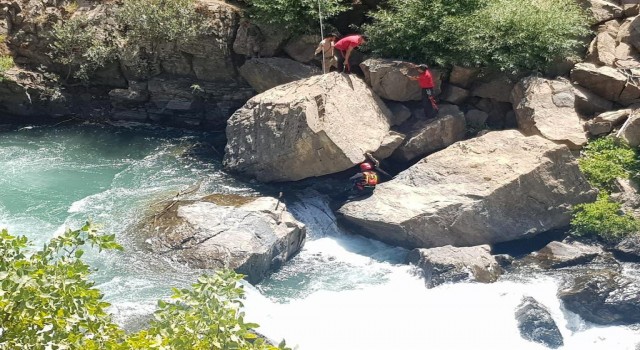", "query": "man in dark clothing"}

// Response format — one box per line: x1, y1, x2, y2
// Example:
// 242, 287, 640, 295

349, 162, 379, 198
407, 64, 439, 119
334, 34, 368, 73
